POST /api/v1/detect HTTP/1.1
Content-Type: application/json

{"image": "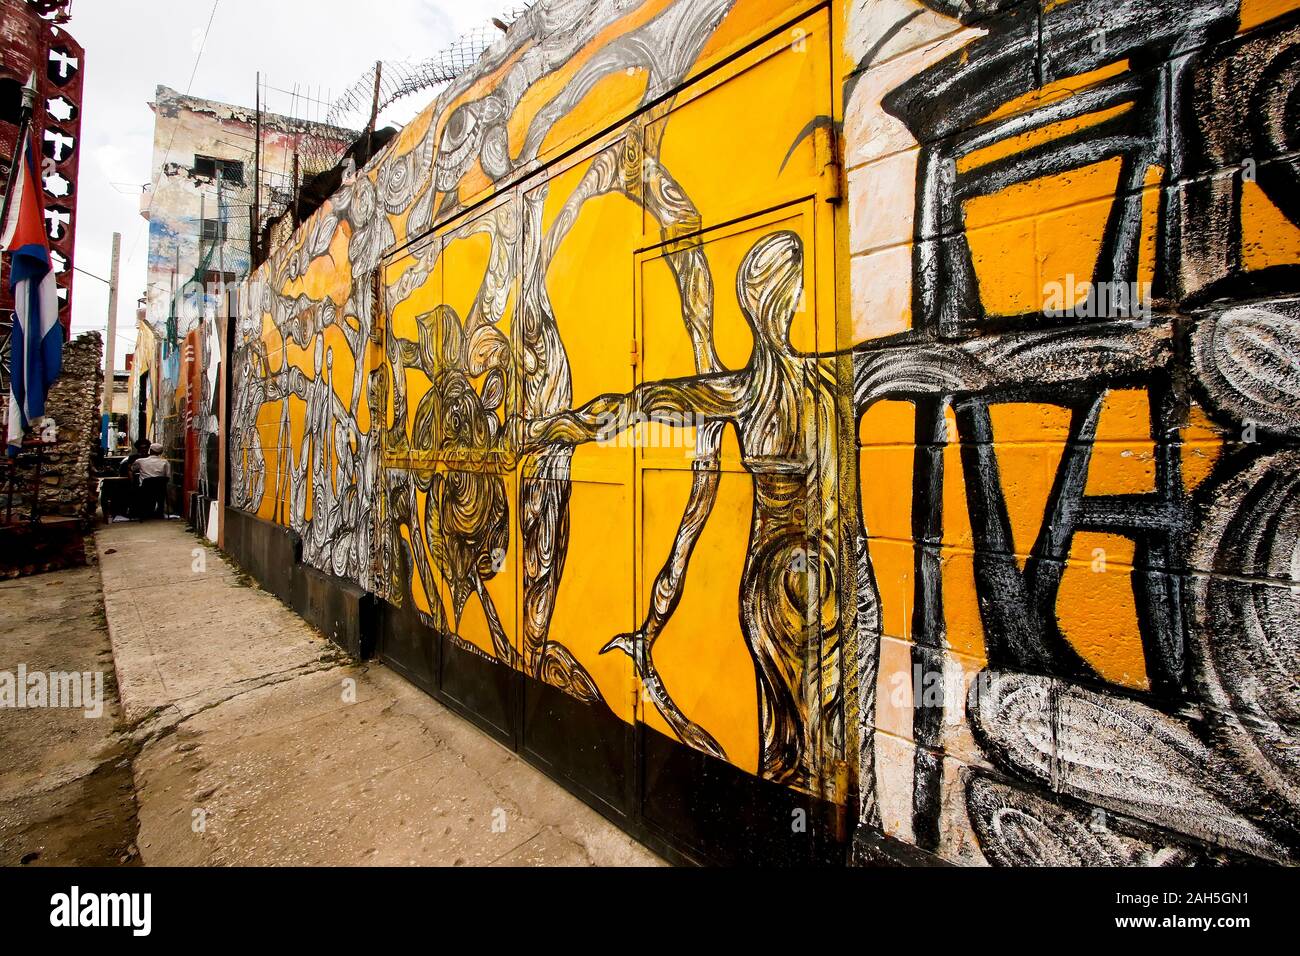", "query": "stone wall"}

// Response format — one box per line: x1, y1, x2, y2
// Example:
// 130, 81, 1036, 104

42, 330, 102, 522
